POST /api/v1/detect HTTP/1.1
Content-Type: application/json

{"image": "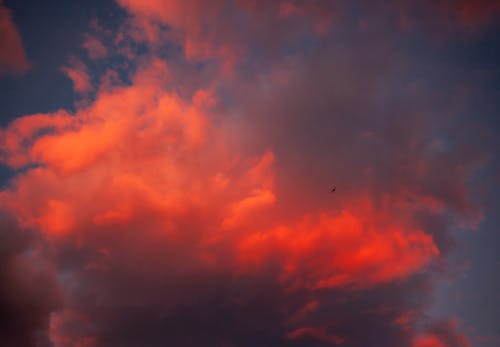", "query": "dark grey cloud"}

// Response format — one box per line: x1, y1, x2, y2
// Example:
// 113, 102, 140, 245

0, 217, 61, 347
